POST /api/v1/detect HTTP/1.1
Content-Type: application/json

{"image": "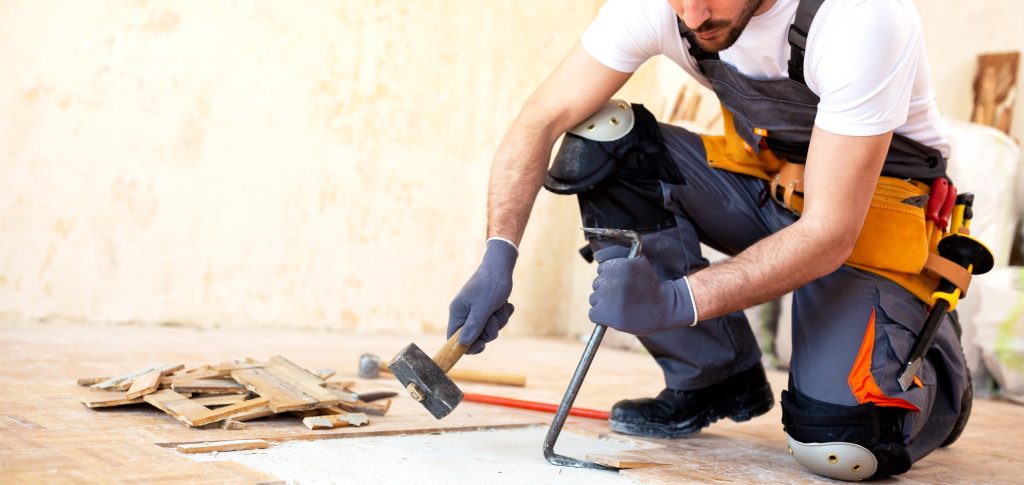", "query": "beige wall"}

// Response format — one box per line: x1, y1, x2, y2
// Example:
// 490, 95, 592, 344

2, 1, 1021, 338
0, 0, 630, 335
918, 0, 1024, 144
